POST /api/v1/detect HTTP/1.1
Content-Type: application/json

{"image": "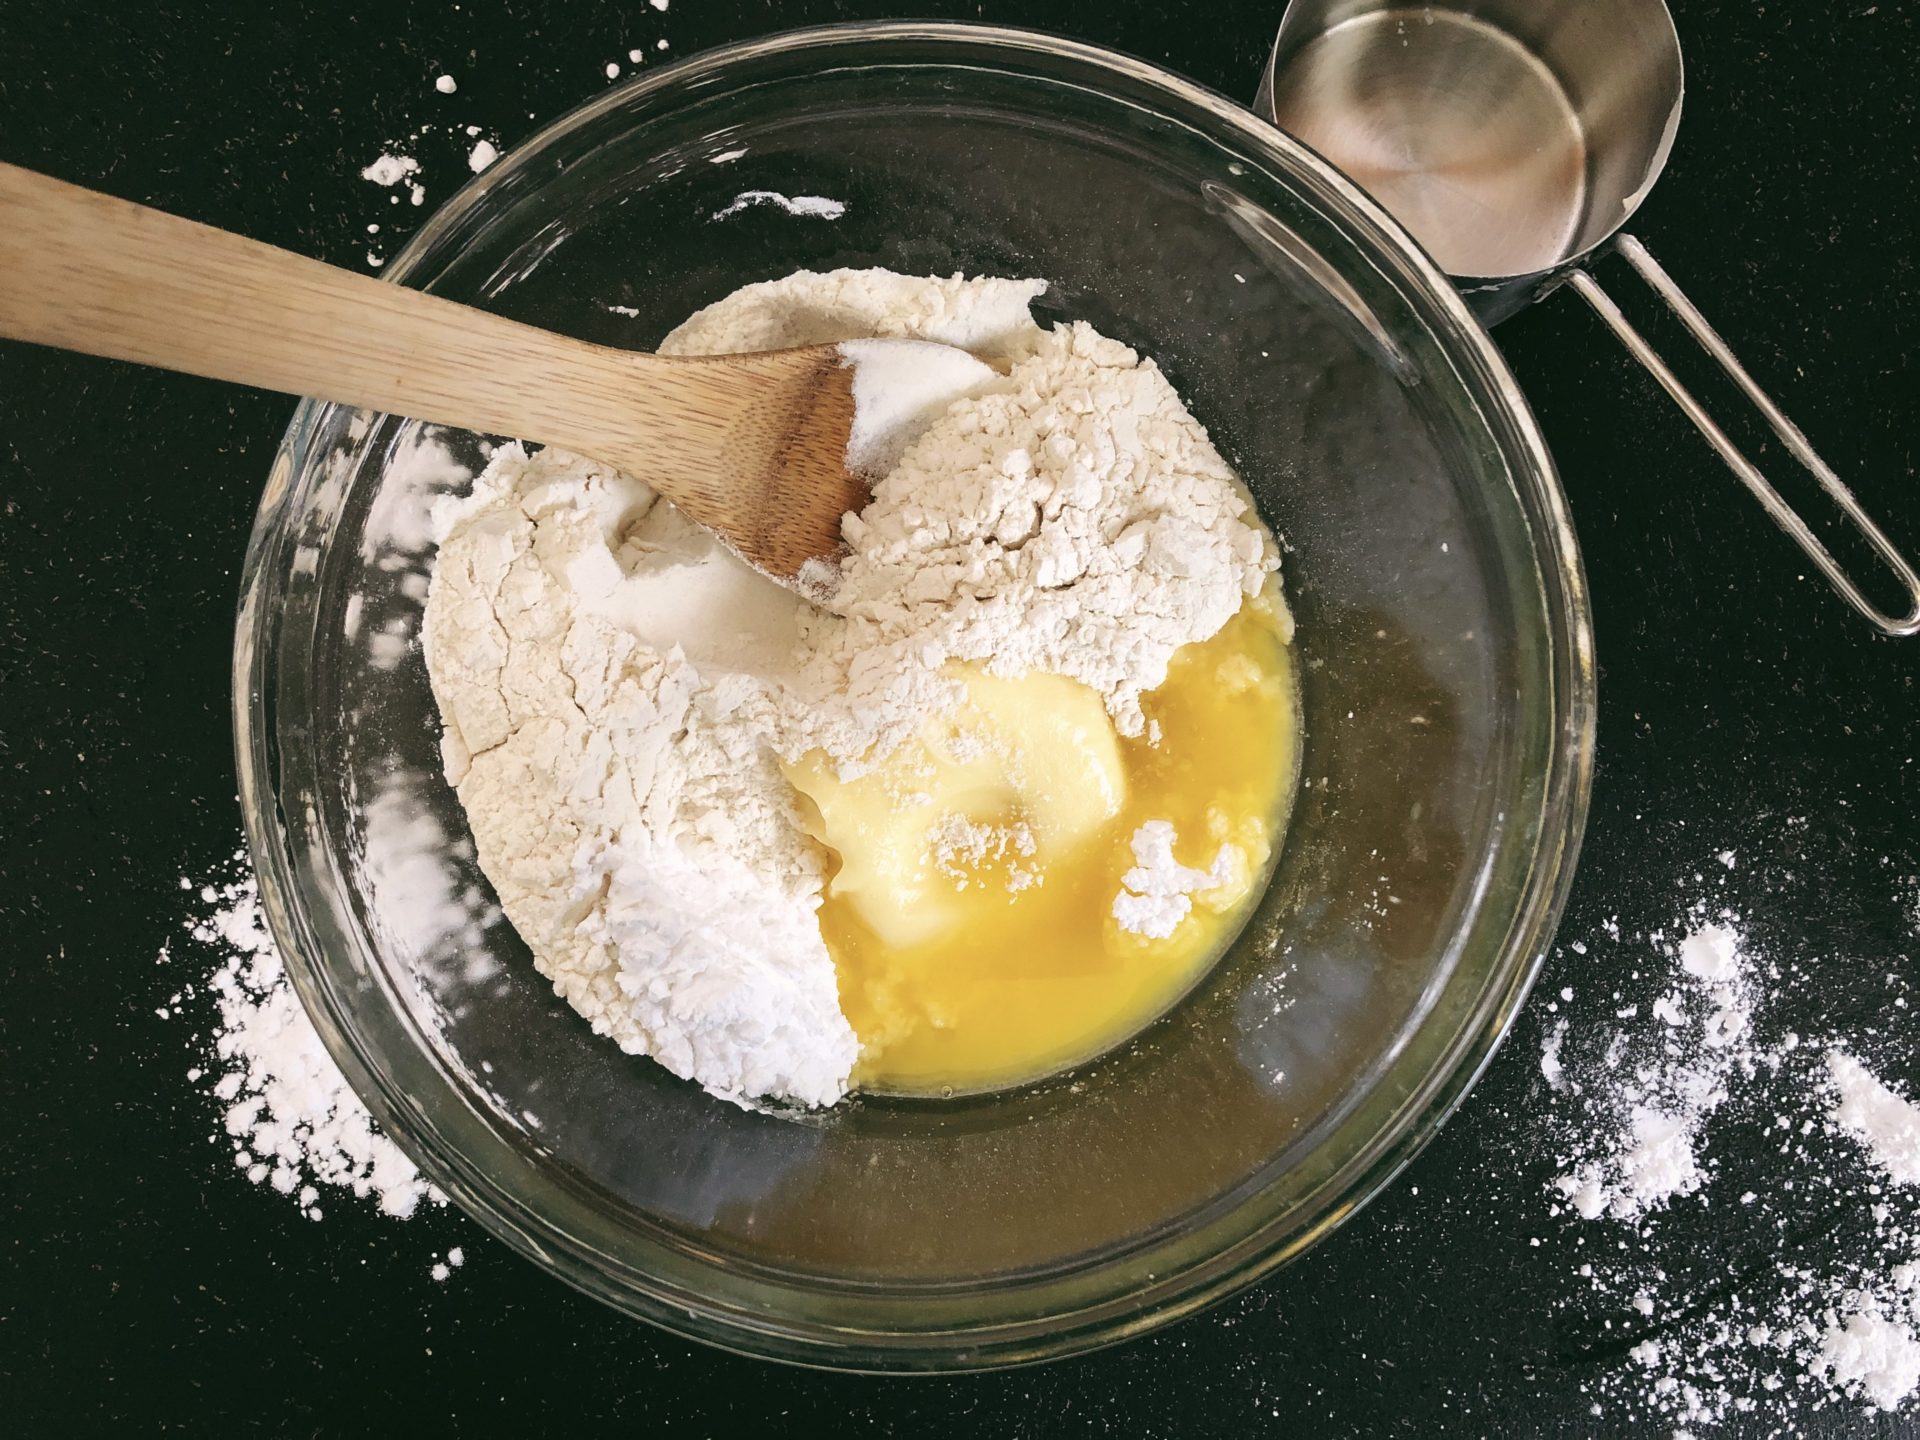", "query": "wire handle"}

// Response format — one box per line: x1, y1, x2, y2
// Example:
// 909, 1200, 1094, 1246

1567, 235, 1920, 637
